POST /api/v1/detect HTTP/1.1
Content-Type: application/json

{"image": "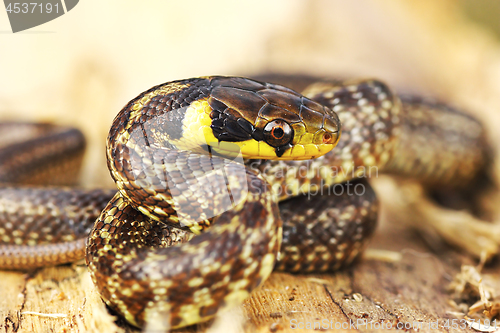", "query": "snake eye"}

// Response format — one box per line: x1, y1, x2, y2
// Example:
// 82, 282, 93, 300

263, 119, 293, 147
